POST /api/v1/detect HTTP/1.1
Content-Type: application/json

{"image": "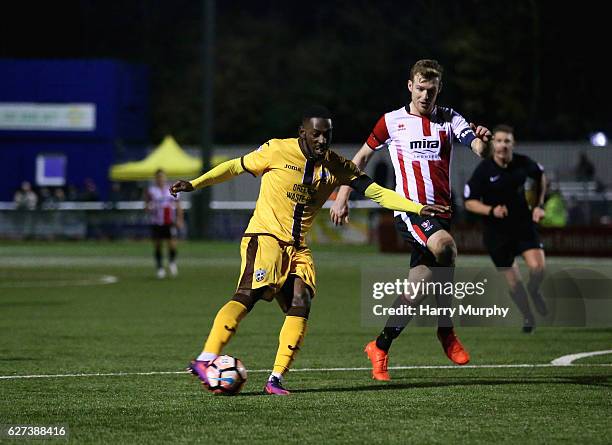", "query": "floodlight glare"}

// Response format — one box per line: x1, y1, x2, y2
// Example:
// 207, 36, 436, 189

590, 131, 607, 147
